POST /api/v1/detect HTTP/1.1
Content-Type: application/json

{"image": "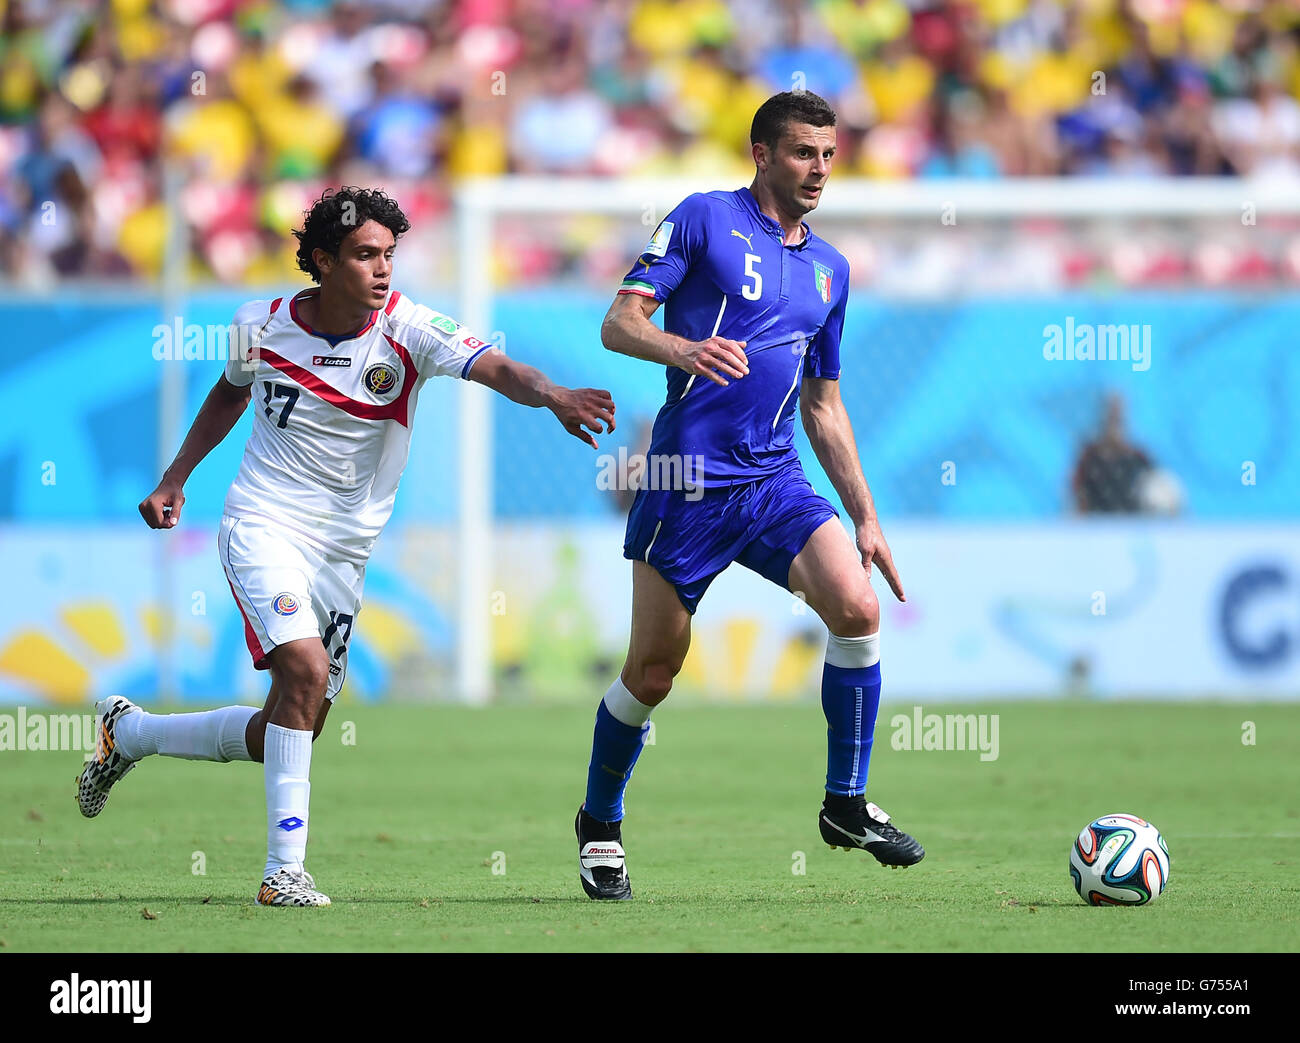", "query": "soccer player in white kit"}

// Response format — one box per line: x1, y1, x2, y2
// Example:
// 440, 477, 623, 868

76, 187, 616, 907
